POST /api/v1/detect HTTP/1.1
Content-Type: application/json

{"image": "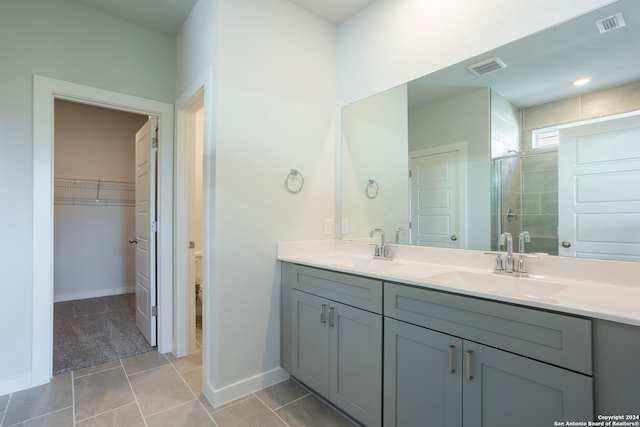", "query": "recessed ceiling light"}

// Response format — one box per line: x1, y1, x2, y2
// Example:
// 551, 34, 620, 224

573, 77, 592, 86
